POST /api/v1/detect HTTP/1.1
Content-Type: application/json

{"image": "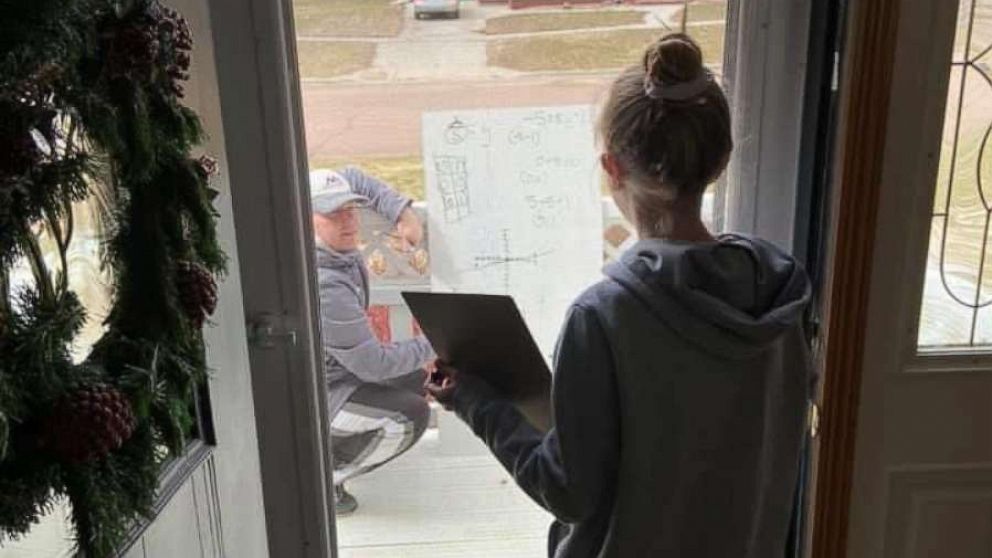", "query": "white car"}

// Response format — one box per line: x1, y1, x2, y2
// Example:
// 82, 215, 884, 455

413, 0, 460, 19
